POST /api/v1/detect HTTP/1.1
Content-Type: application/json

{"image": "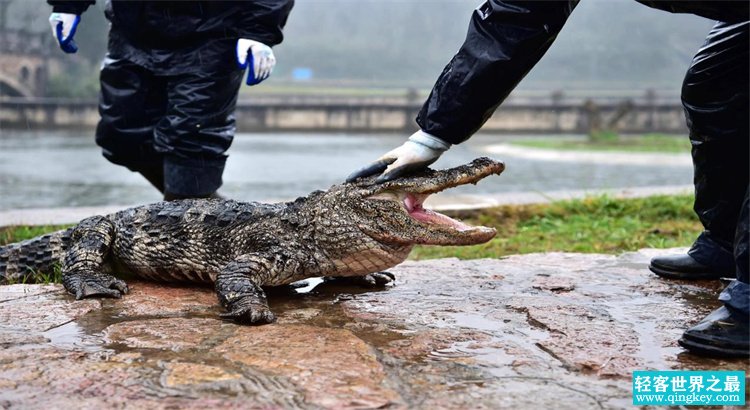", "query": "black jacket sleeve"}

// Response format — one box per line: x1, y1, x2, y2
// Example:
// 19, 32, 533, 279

635, 1, 749, 24
47, 0, 95, 15
235, 0, 295, 47
416, 0, 578, 145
